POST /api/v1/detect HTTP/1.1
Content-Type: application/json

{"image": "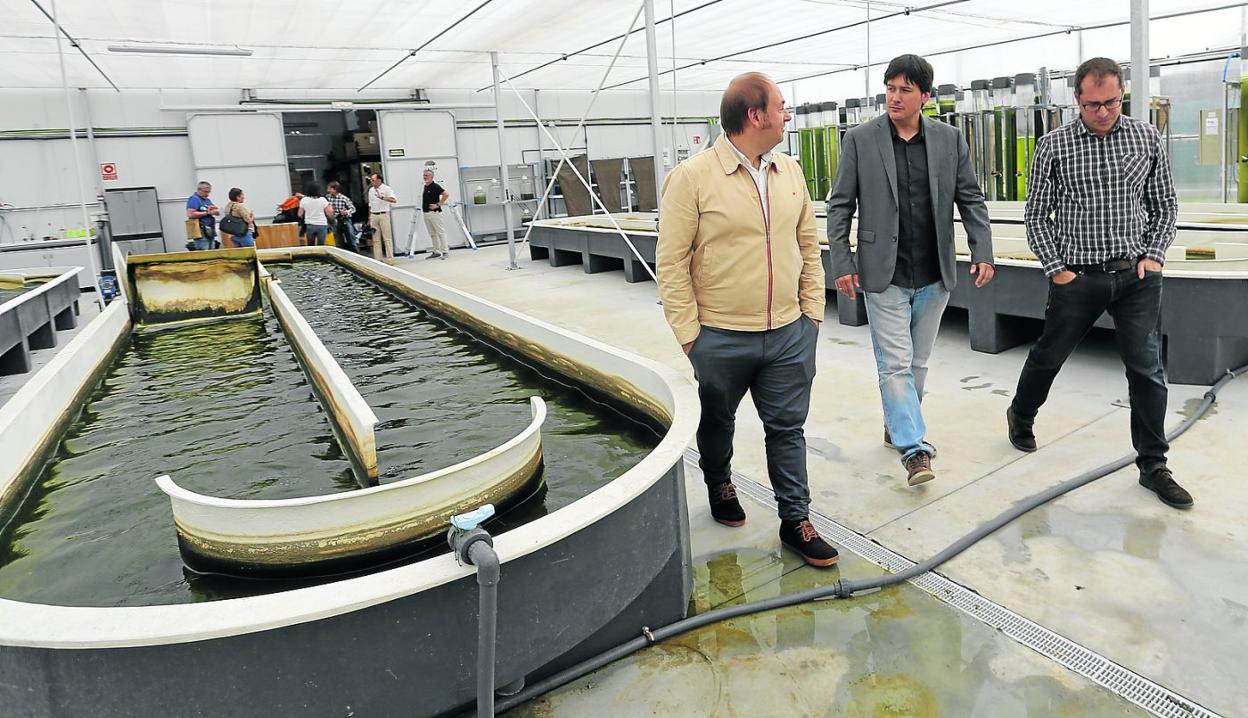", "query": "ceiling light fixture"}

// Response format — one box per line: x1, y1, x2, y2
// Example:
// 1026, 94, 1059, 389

107, 44, 254, 57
